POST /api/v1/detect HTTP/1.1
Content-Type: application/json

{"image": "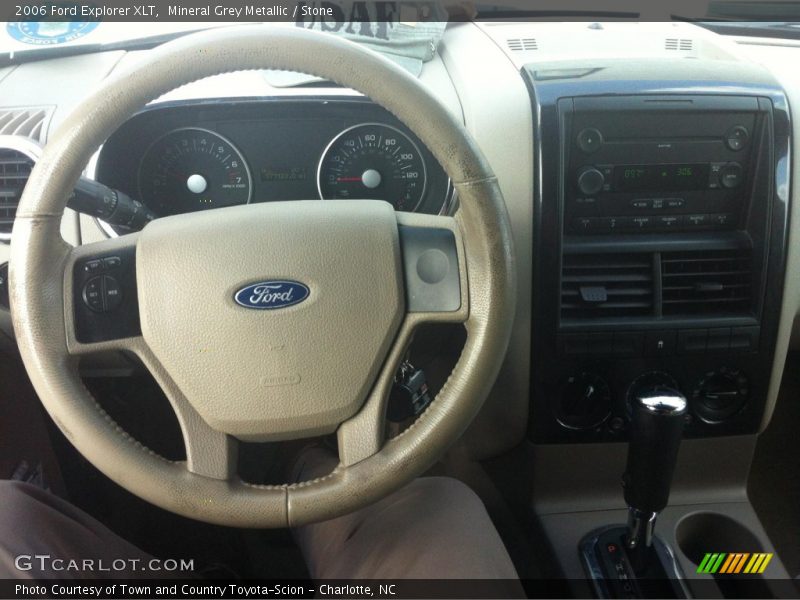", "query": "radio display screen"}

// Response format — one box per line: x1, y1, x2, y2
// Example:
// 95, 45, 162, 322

613, 164, 710, 192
